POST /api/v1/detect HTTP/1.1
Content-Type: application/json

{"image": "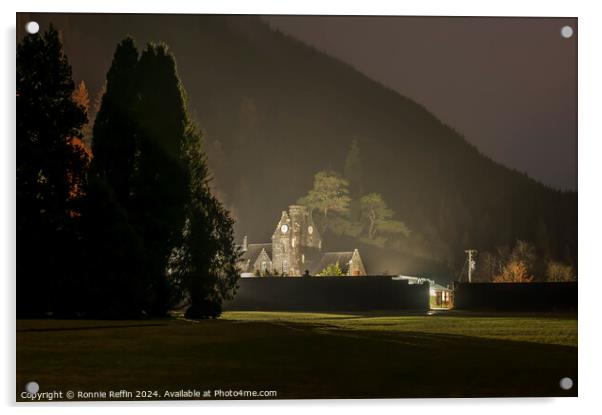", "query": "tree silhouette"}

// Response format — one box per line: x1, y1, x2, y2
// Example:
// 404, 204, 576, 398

81, 176, 146, 317
344, 138, 363, 198
128, 43, 192, 316
85, 38, 239, 318
83, 37, 146, 317
17, 25, 89, 316
92, 37, 139, 207
171, 125, 240, 318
